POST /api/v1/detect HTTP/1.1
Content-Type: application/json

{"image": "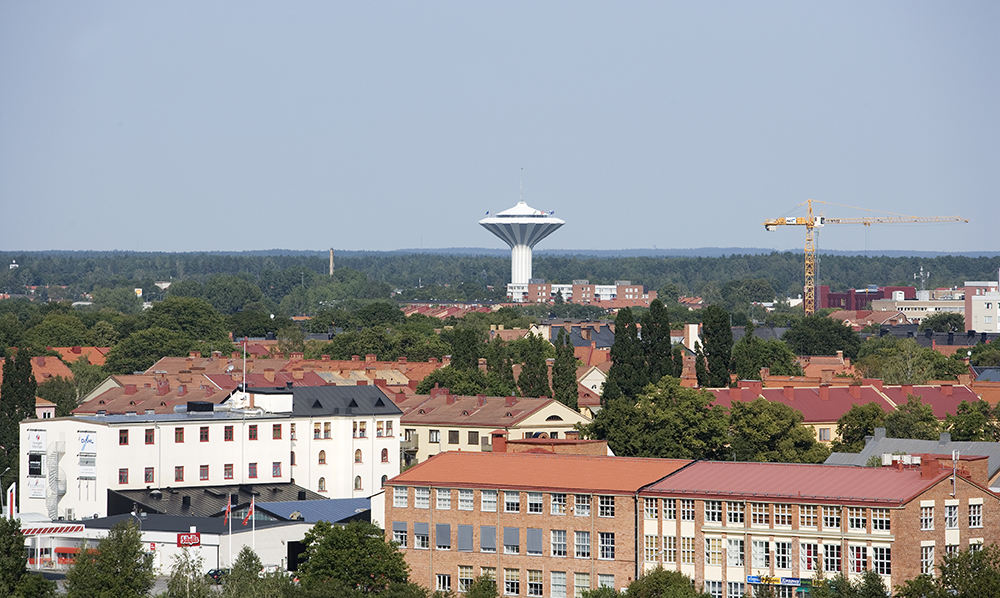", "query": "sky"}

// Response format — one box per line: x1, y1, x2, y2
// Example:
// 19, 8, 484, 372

1, 2, 996, 254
